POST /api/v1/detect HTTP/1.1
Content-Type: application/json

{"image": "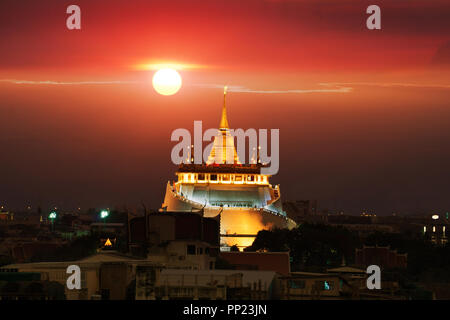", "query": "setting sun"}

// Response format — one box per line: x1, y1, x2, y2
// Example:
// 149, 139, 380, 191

152, 68, 182, 96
